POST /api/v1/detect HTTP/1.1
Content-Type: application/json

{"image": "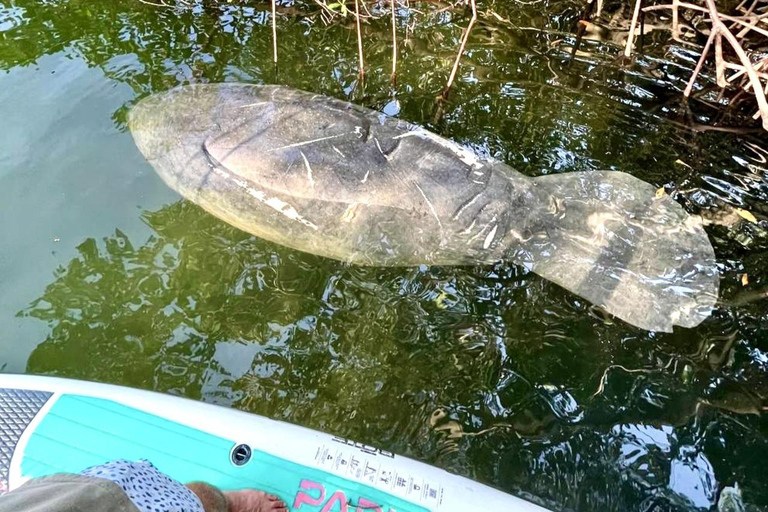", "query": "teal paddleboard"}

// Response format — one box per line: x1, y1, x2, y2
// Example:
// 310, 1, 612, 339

0, 374, 550, 511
